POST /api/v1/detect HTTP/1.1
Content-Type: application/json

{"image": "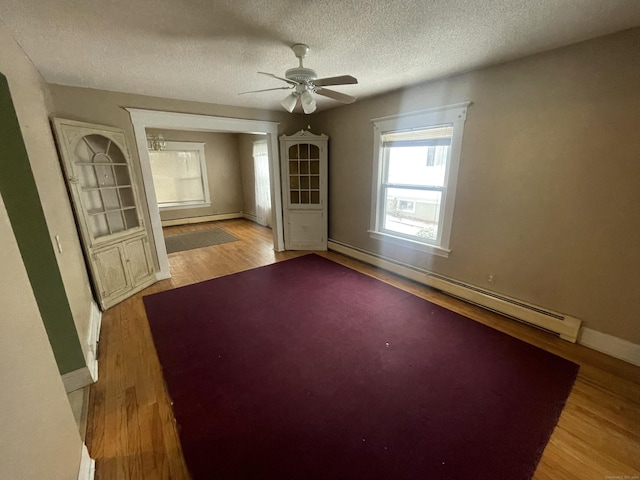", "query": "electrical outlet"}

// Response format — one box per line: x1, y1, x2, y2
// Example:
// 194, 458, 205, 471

488, 274, 495, 283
